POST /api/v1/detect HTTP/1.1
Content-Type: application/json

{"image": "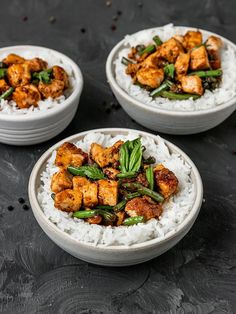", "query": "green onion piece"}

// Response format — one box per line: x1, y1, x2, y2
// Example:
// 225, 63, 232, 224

161, 91, 200, 100
117, 171, 137, 179
164, 63, 175, 79
121, 56, 134, 66
123, 216, 146, 226
146, 166, 154, 190
153, 35, 162, 46
123, 182, 164, 203
188, 69, 222, 78
95, 205, 113, 210
73, 210, 98, 219
67, 166, 105, 180
150, 80, 173, 98
0, 87, 14, 100
138, 44, 156, 56
114, 200, 126, 212
0, 68, 7, 79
